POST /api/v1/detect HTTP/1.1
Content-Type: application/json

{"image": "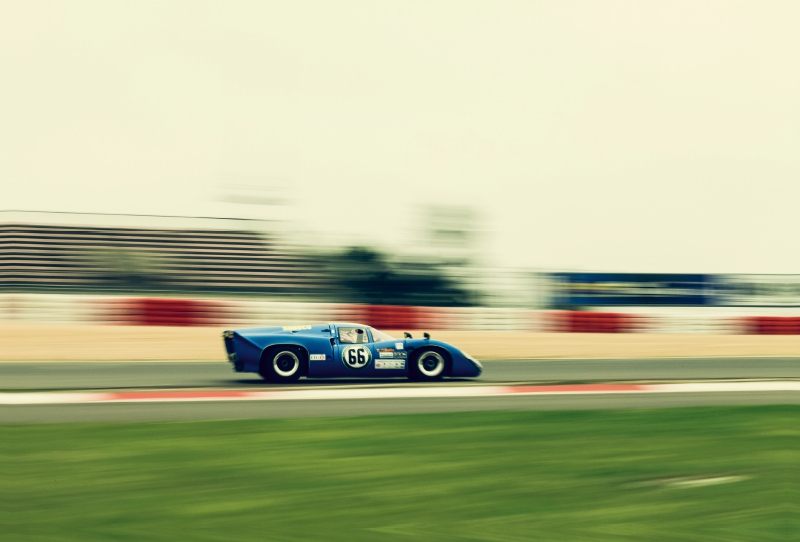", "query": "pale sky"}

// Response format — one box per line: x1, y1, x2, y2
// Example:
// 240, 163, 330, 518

2, 1, 800, 273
